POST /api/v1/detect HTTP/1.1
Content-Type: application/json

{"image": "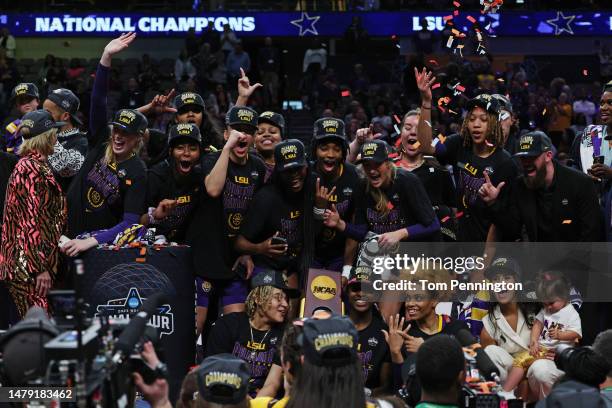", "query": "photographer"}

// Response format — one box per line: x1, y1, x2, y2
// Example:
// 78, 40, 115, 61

535, 346, 610, 408
132, 341, 172, 408
593, 329, 612, 405
414, 335, 466, 408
